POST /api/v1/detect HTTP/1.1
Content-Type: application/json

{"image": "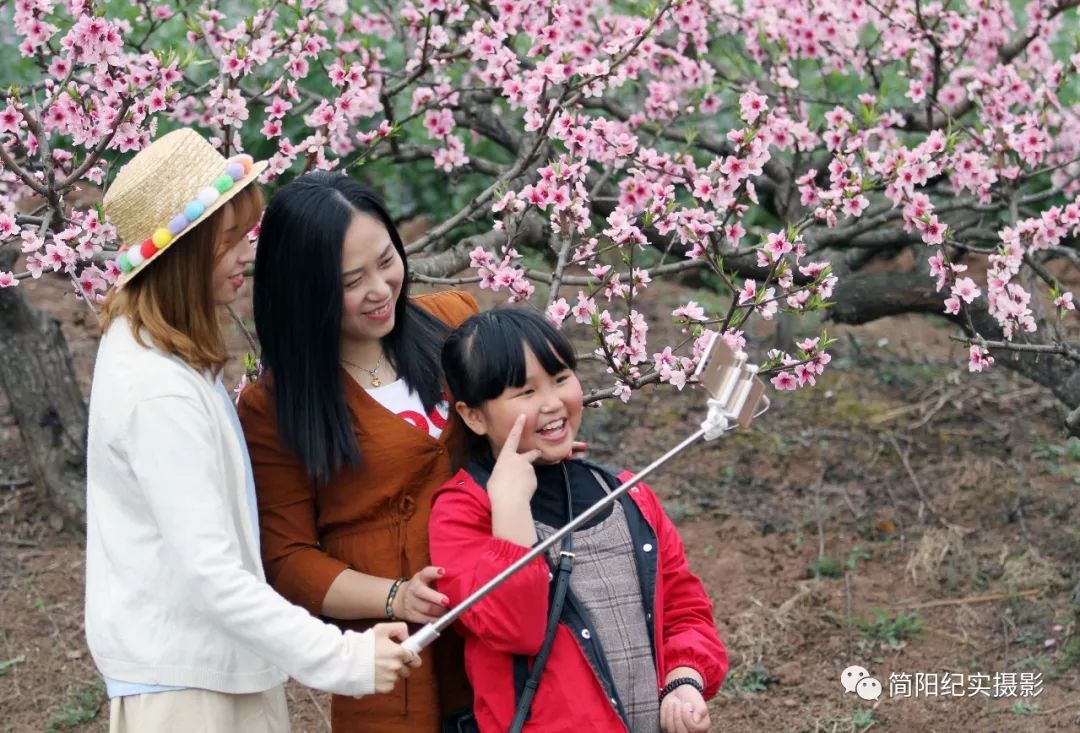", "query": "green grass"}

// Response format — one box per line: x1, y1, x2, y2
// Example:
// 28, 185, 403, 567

807, 556, 845, 579
0, 656, 24, 676
45, 680, 105, 732
852, 709, 875, 729
1029, 437, 1080, 482
1059, 637, 1080, 671
807, 546, 871, 578
854, 609, 924, 649
1010, 700, 1038, 715
724, 663, 779, 696
857, 609, 924, 647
